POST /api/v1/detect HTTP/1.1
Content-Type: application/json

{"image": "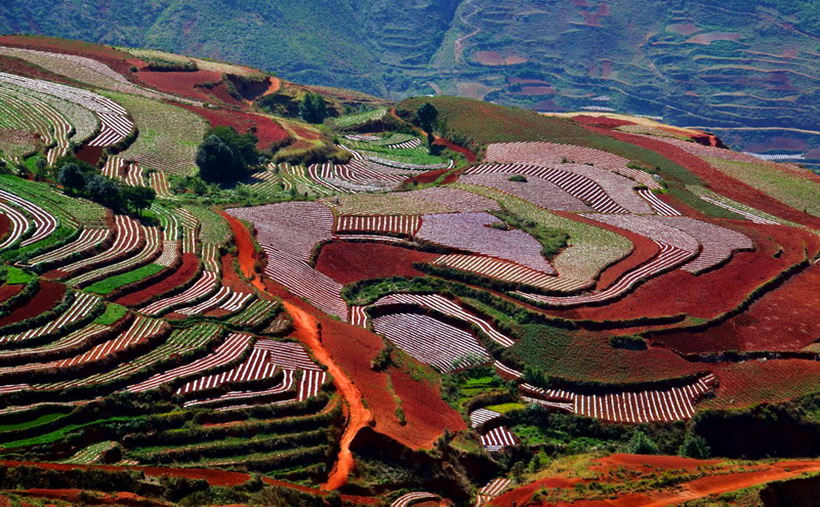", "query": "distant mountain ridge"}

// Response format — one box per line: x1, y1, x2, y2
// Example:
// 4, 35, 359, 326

1, 0, 818, 156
